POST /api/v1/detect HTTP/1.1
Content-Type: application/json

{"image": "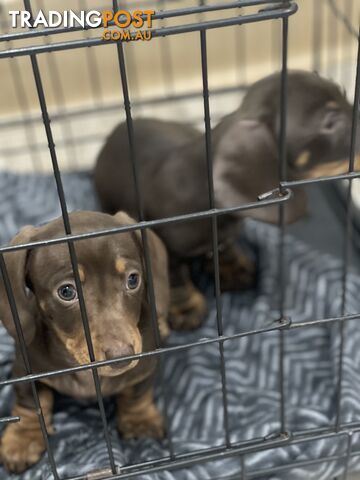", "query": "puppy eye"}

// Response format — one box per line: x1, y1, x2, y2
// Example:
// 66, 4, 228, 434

324, 115, 336, 130
126, 272, 140, 290
322, 111, 339, 133
57, 284, 77, 301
